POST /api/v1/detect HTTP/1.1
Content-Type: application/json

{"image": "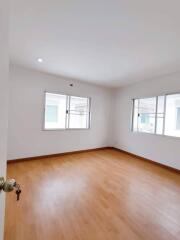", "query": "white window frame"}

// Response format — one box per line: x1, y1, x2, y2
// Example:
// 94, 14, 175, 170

131, 92, 180, 139
43, 92, 91, 130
